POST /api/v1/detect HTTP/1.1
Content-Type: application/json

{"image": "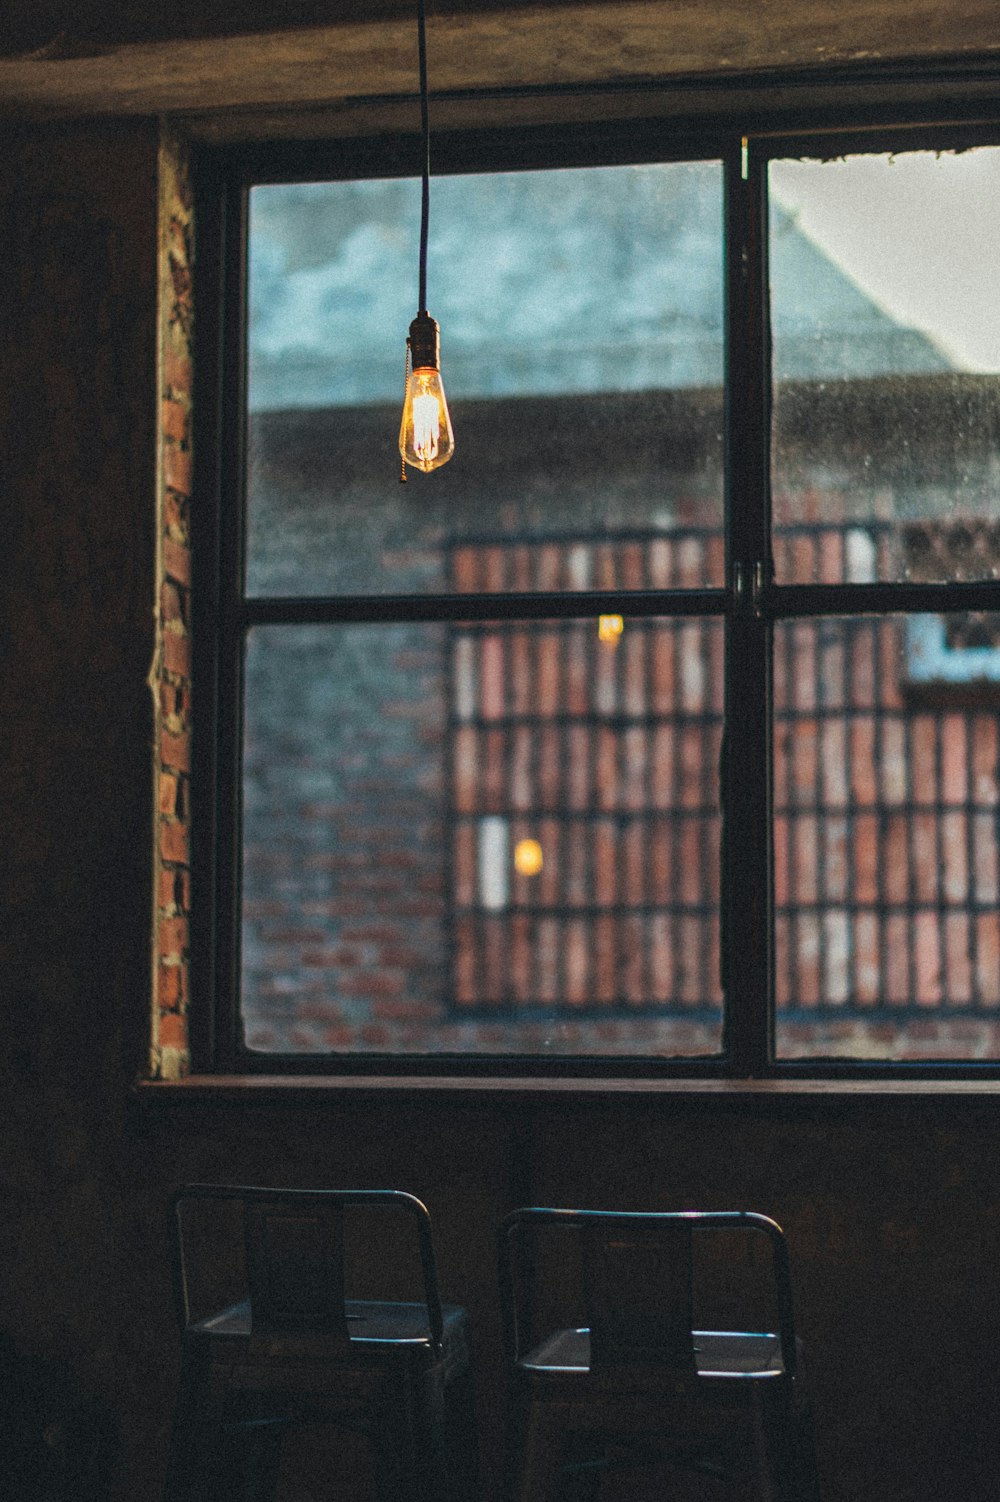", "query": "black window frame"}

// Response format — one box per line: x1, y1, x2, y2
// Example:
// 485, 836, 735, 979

190, 91, 1000, 1080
